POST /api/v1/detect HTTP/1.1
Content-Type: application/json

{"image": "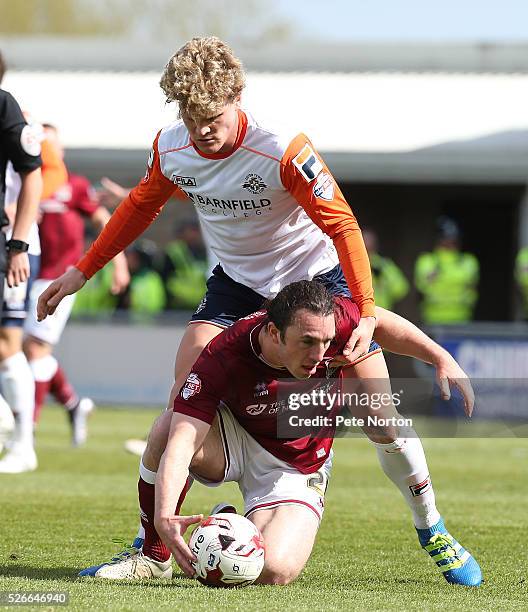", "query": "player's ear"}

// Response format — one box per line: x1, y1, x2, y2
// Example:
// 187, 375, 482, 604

267, 322, 281, 345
